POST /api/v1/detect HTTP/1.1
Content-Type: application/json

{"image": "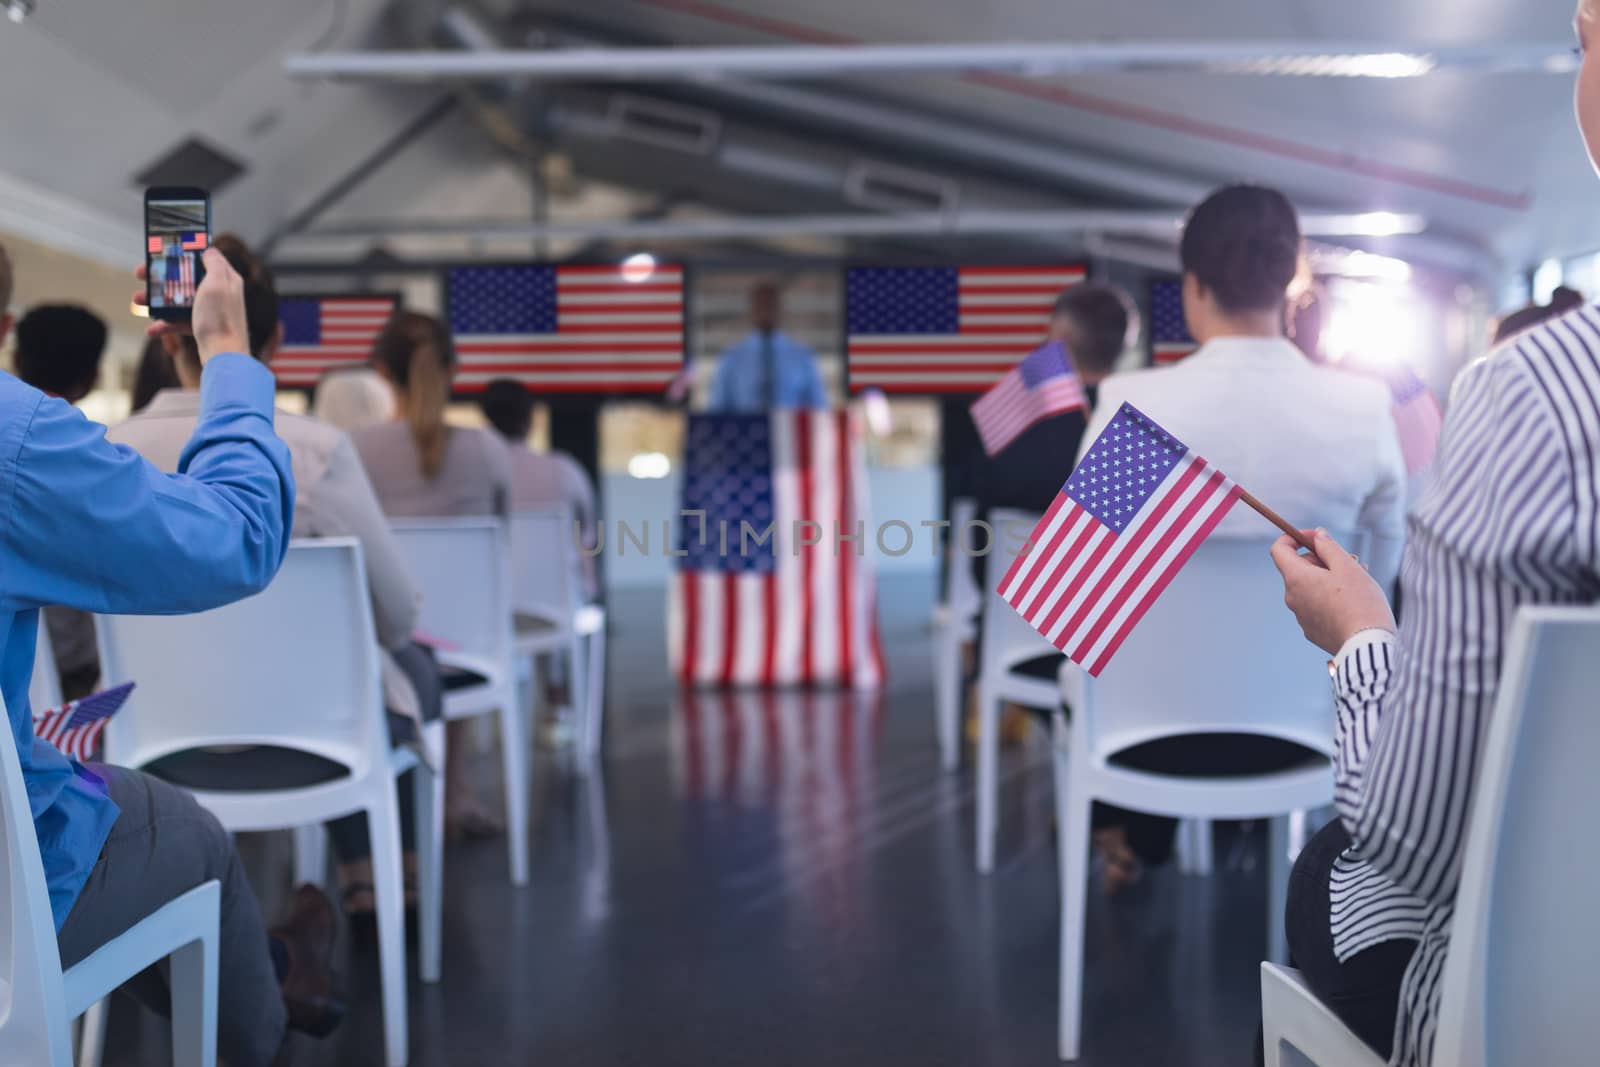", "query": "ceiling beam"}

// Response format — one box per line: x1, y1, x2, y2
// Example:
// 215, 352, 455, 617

284, 41, 1577, 83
